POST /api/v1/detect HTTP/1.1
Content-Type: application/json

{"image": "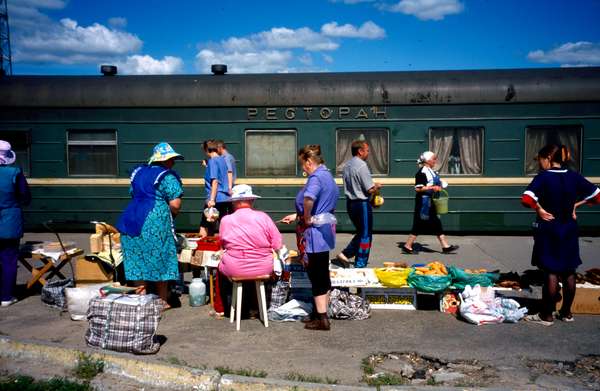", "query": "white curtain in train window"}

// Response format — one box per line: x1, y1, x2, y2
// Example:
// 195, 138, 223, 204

246, 131, 296, 176
430, 127, 482, 174
335, 129, 388, 175
429, 128, 454, 173
525, 126, 581, 174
